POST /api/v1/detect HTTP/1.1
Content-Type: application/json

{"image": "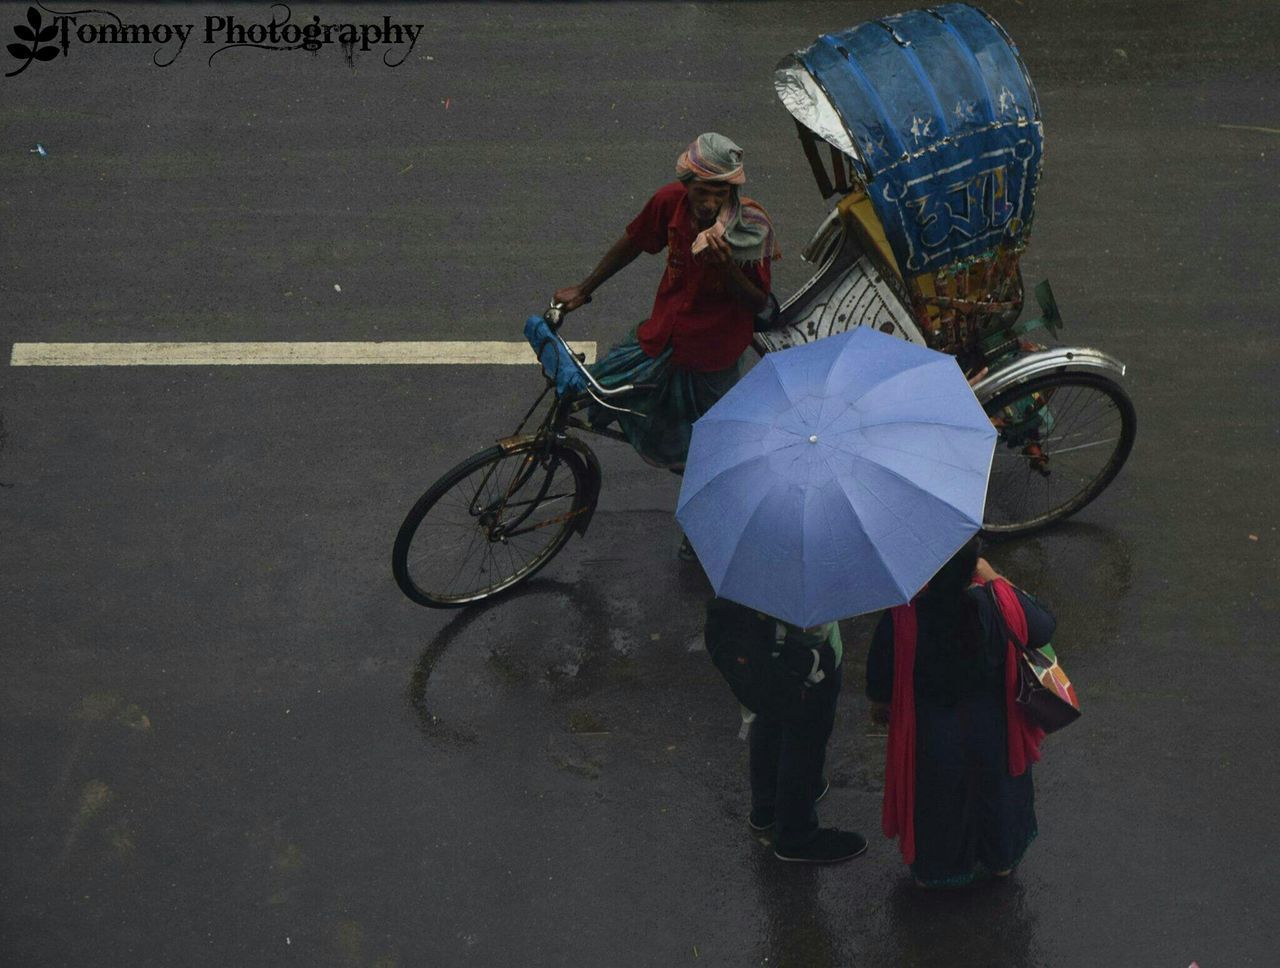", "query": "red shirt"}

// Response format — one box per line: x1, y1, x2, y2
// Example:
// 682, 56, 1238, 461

625, 182, 771, 371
